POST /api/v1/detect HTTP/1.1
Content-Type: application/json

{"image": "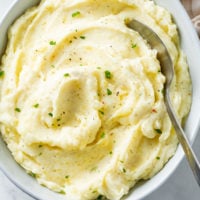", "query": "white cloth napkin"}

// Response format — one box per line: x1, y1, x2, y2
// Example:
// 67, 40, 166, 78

181, 0, 200, 36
